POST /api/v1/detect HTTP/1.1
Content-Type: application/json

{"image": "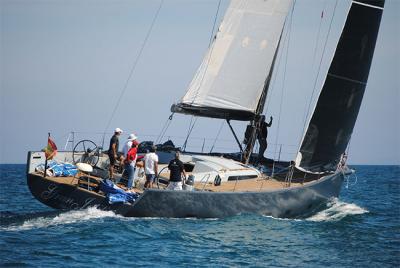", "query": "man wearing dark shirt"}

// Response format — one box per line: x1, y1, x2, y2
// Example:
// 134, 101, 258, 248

167, 152, 186, 190
108, 127, 123, 180
257, 115, 273, 162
